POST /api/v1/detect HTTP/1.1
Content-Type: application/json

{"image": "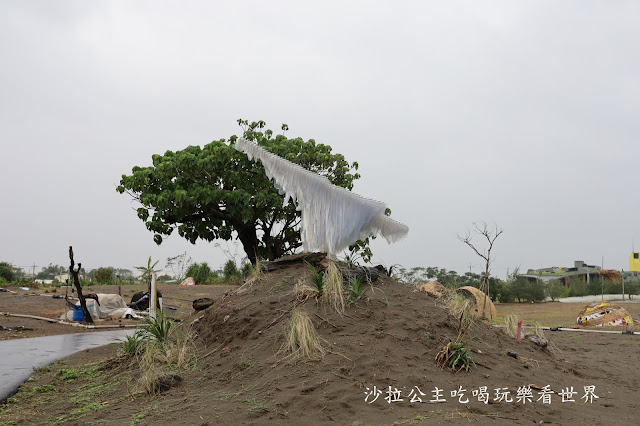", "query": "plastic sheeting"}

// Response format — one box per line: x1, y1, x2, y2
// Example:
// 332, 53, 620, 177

60, 294, 140, 321
234, 138, 409, 255
576, 301, 635, 327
